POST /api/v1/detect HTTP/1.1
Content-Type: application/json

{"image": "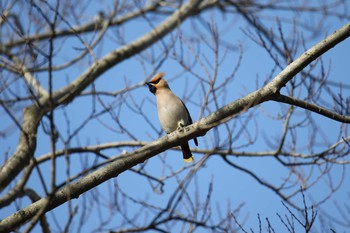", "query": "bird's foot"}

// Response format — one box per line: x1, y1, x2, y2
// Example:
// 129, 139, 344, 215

177, 122, 185, 132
